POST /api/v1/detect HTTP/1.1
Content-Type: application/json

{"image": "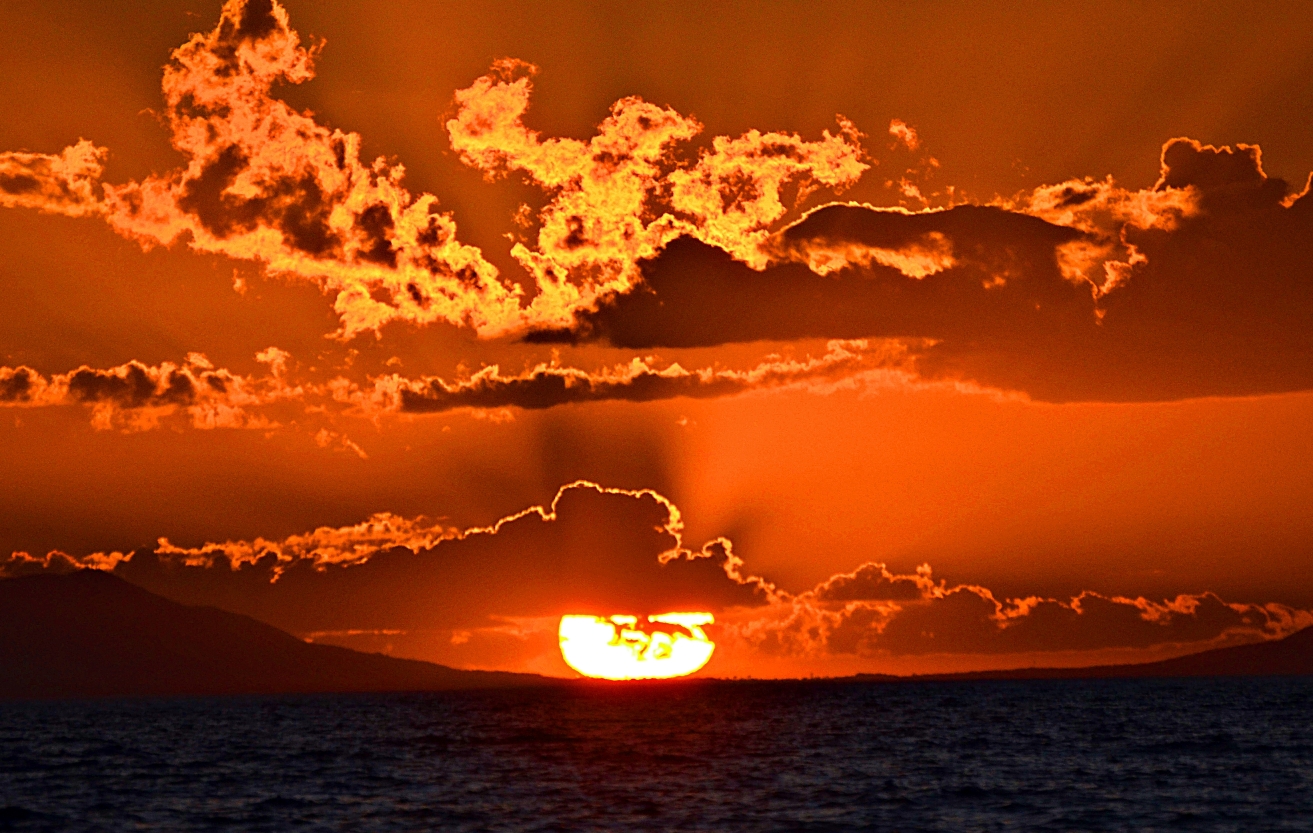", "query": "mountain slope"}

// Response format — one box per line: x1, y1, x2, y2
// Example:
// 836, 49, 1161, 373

854, 626, 1313, 683
0, 570, 548, 699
